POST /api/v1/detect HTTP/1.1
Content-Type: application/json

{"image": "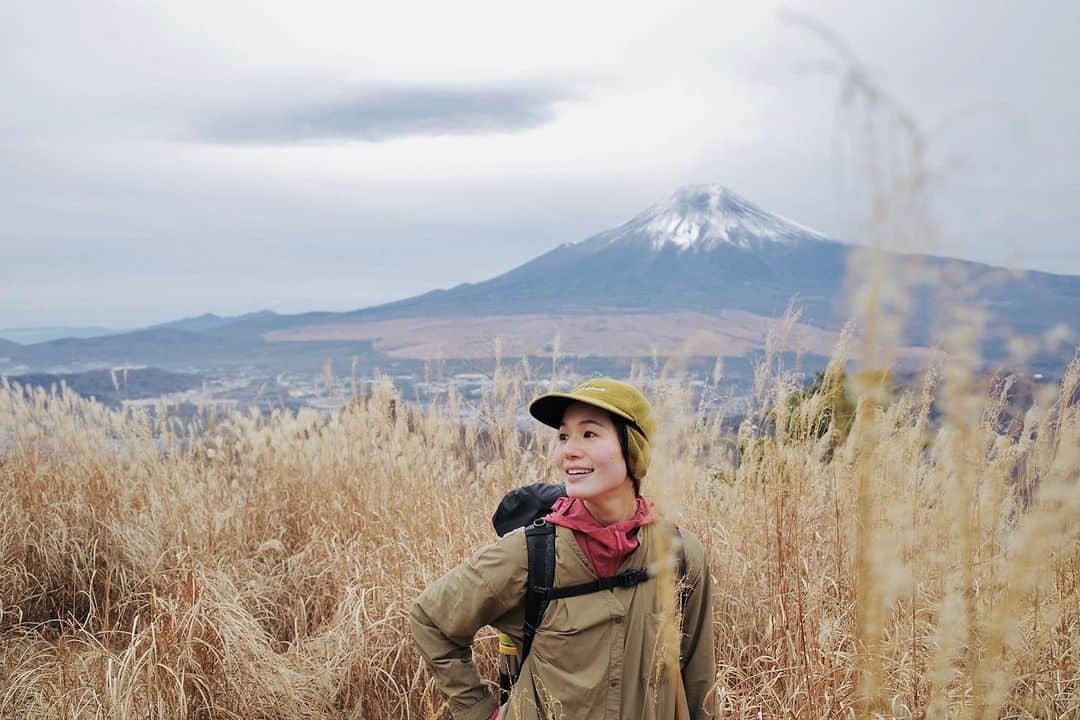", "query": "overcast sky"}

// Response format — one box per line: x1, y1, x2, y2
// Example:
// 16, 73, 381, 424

2, 0, 1077, 329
